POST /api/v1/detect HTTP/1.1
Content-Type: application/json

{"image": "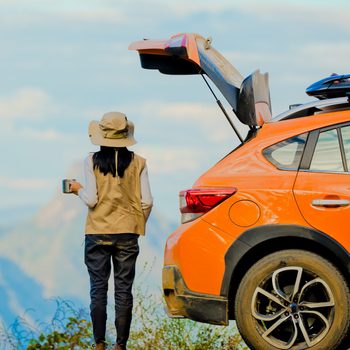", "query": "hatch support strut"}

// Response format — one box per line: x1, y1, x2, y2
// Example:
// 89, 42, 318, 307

200, 73, 244, 143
